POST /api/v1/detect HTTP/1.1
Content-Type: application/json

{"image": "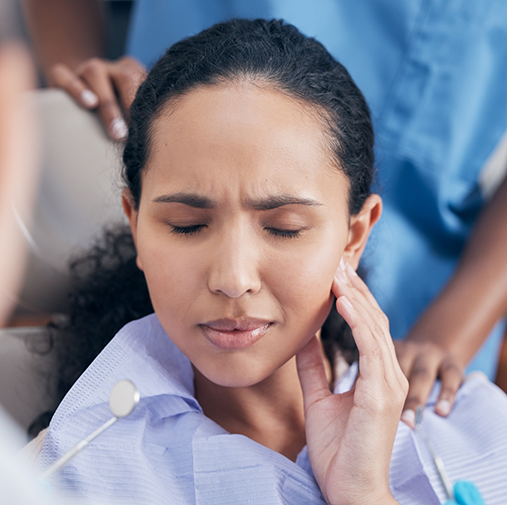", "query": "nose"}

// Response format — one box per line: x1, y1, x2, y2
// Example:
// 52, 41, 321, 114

207, 224, 262, 298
